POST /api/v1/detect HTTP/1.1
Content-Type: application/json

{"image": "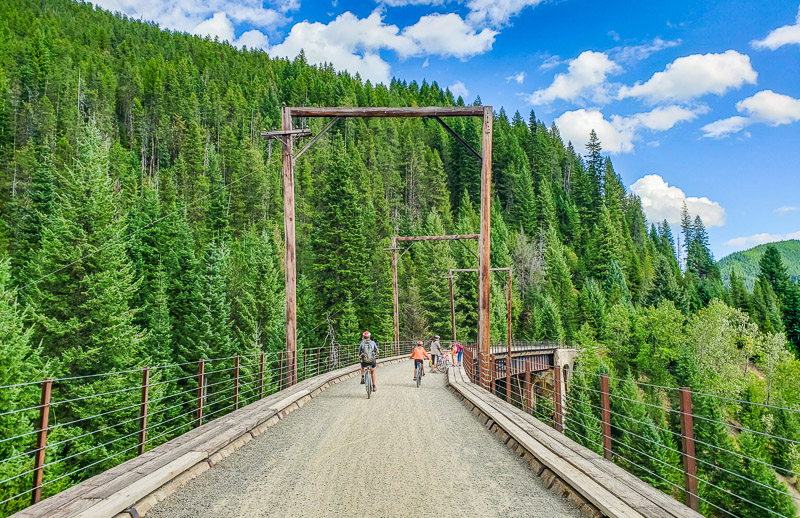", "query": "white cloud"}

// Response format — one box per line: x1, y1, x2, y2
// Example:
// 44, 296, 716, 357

506, 72, 526, 84
630, 174, 726, 227
554, 105, 700, 154
269, 11, 496, 84
611, 37, 681, 64
92, 0, 286, 35
618, 50, 757, 103
402, 13, 497, 59
466, 0, 546, 27
379, 0, 446, 5
774, 206, 799, 215
235, 29, 269, 49
527, 51, 621, 104
752, 6, 800, 50
700, 116, 750, 139
449, 80, 469, 99
737, 89, 800, 125
555, 109, 637, 153
701, 90, 800, 138
724, 231, 800, 249
193, 11, 235, 41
